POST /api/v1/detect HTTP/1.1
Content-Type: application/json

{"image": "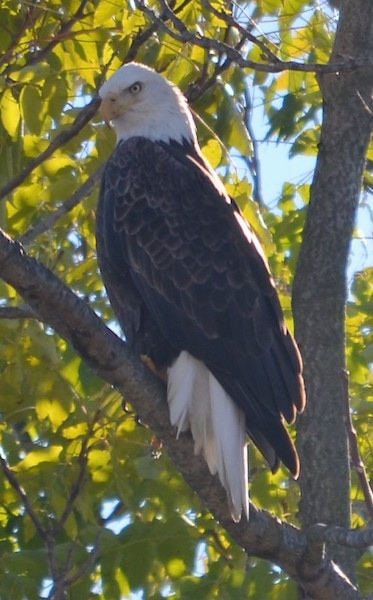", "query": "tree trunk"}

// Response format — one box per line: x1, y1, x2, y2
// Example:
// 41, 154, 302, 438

293, 0, 373, 579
